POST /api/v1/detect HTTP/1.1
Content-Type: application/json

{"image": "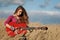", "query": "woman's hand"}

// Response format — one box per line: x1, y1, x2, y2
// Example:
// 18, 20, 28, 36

14, 30, 18, 34
14, 29, 19, 34
5, 24, 15, 31
10, 26, 15, 31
